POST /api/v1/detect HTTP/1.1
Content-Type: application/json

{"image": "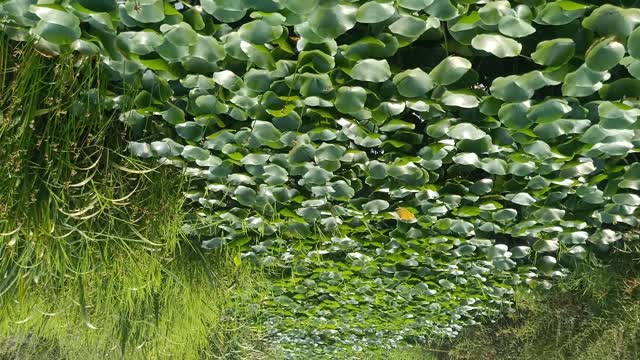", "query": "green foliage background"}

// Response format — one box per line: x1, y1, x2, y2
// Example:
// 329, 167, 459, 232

2, 0, 640, 357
